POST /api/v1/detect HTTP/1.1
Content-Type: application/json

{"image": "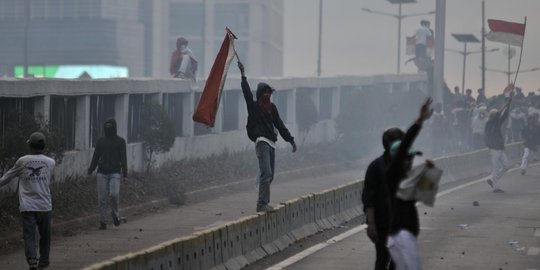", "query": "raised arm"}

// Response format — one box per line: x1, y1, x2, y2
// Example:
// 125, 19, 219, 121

238, 62, 255, 109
